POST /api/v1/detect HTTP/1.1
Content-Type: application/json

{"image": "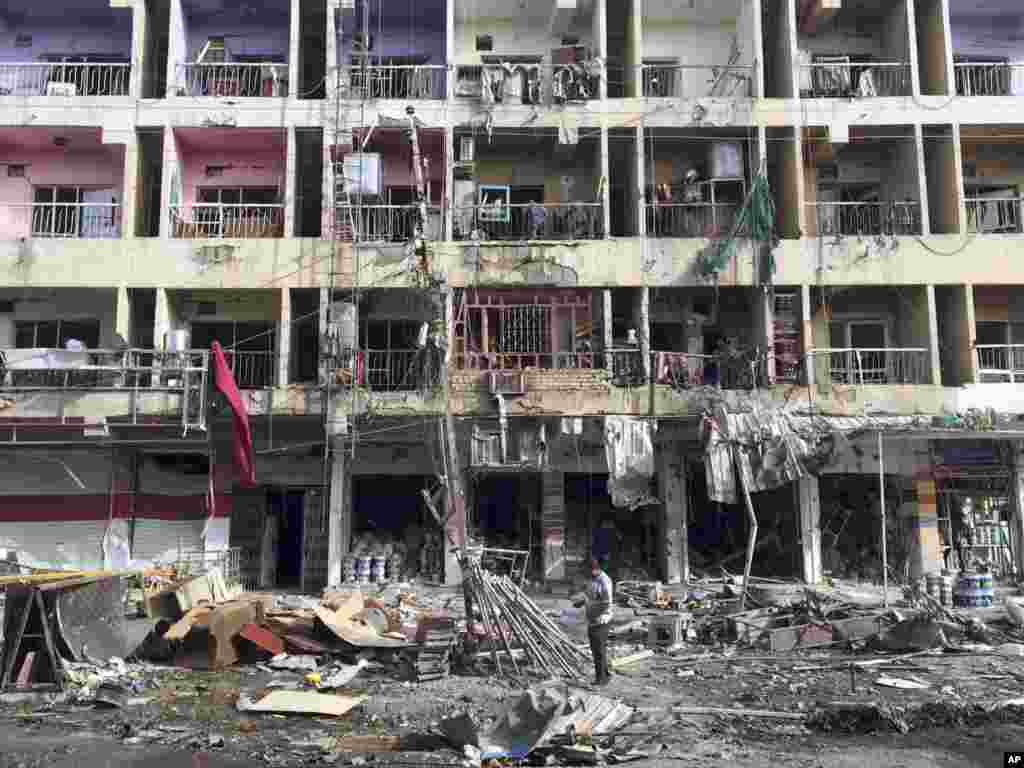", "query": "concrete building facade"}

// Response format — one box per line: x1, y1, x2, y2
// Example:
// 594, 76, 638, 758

1, 0, 1023, 591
